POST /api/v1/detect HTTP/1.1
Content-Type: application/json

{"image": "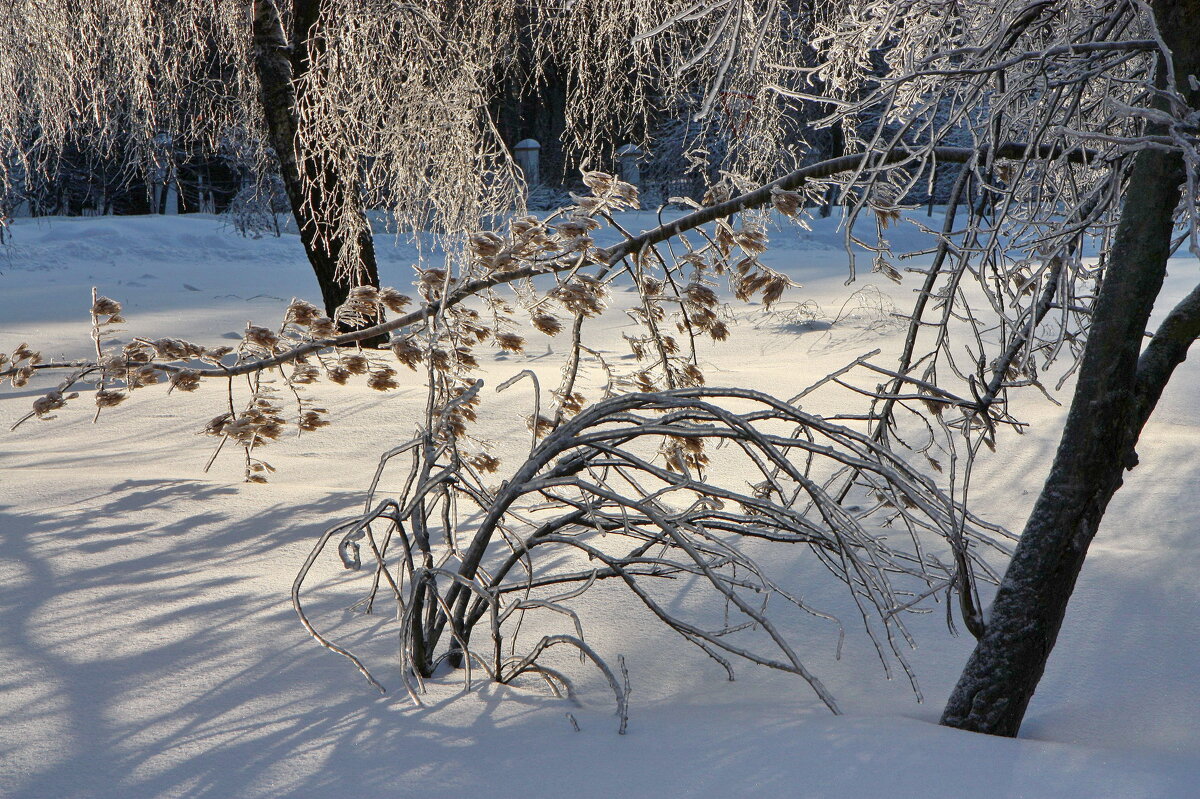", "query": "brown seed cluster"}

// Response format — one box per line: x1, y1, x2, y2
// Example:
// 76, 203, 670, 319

216, 399, 286, 445
770, 187, 803, 217
284, 299, 322, 327
661, 436, 708, 473
550, 274, 607, 318
299, 408, 330, 432
532, 313, 563, 336
495, 332, 525, 353
243, 326, 280, 351
4, 343, 40, 387
91, 296, 125, 324
95, 389, 126, 408
32, 389, 75, 418
390, 336, 423, 370
367, 367, 399, 391
168, 370, 201, 392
